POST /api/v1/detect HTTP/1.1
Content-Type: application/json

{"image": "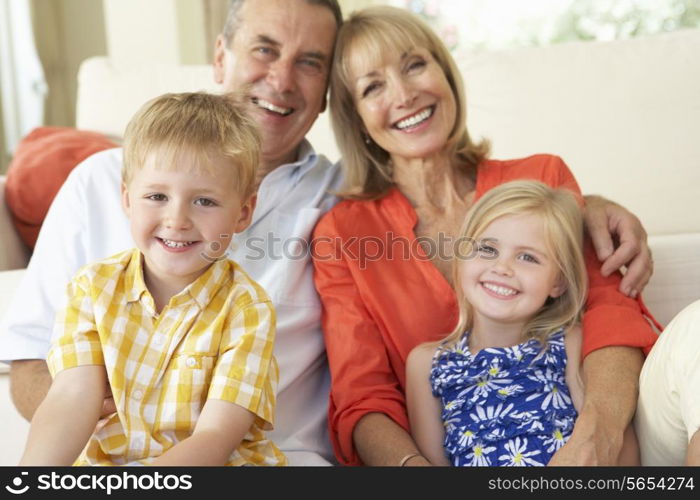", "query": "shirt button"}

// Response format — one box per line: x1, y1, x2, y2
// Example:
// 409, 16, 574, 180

153, 334, 165, 346
186, 357, 197, 368
132, 389, 143, 401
